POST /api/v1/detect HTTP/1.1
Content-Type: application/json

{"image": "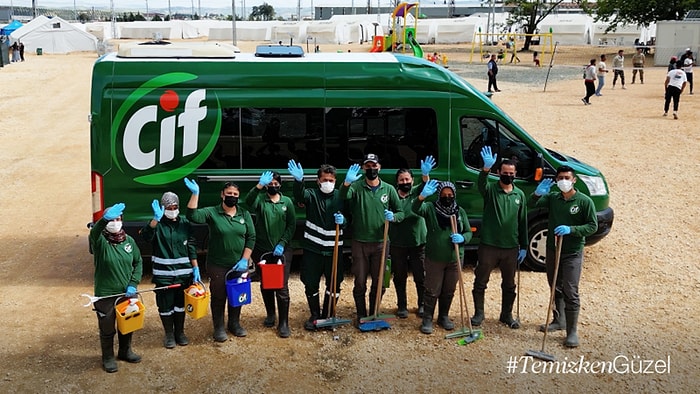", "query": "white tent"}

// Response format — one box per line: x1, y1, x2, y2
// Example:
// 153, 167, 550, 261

654, 20, 700, 66
10, 16, 97, 54
433, 17, 486, 44
117, 21, 200, 40
593, 22, 643, 46
538, 14, 594, 45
